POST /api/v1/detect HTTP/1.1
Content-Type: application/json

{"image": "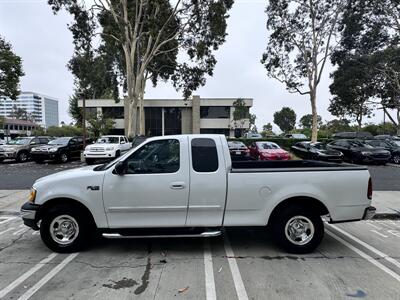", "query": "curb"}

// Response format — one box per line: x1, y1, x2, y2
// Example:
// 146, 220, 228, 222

373, 212, 400, 220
